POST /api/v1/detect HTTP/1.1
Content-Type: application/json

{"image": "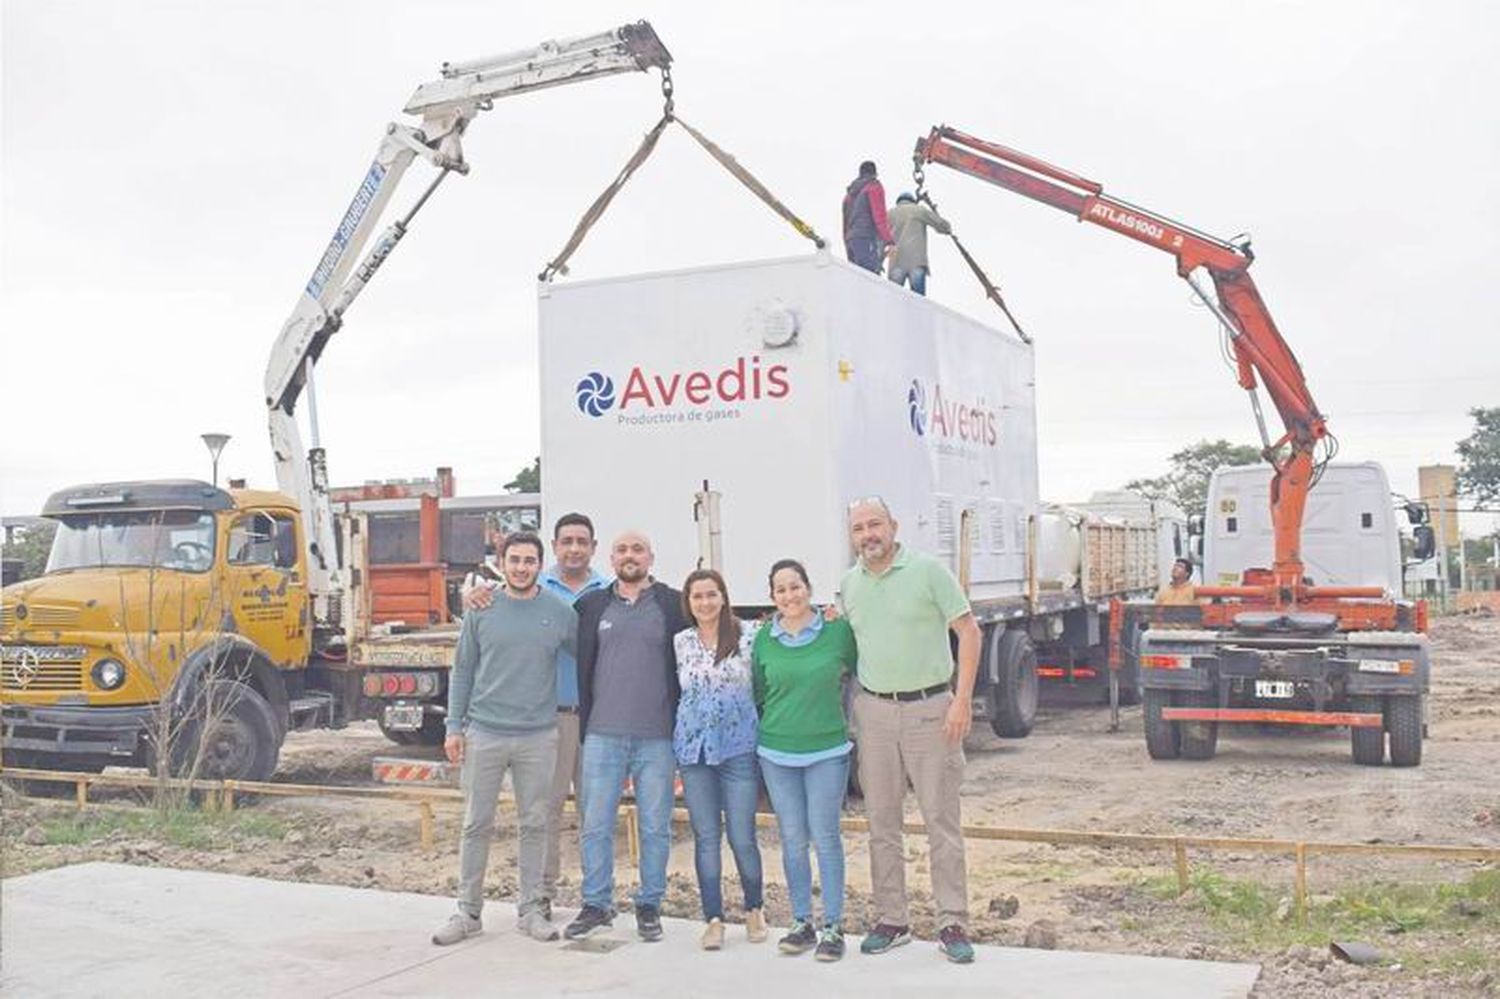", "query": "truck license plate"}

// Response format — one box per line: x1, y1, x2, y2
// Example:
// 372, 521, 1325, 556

1254, 680, 1295, 699
383, 704, 425, 730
